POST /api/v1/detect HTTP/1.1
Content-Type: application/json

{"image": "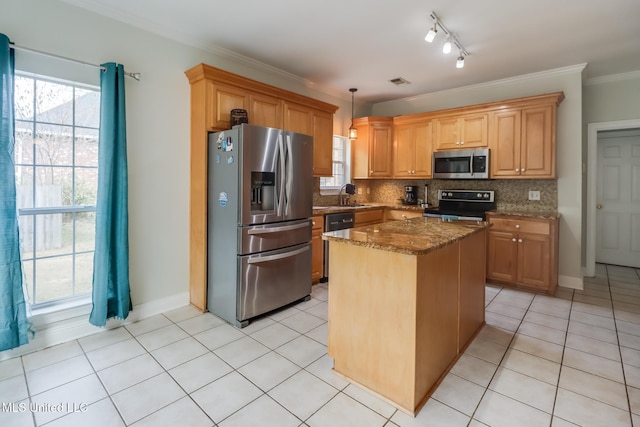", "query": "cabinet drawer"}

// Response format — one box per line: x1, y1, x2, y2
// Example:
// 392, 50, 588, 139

489, 217, 550, 235
385, 209, 423, 221
355, 209, 384, 227
312, 215, 324, 231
